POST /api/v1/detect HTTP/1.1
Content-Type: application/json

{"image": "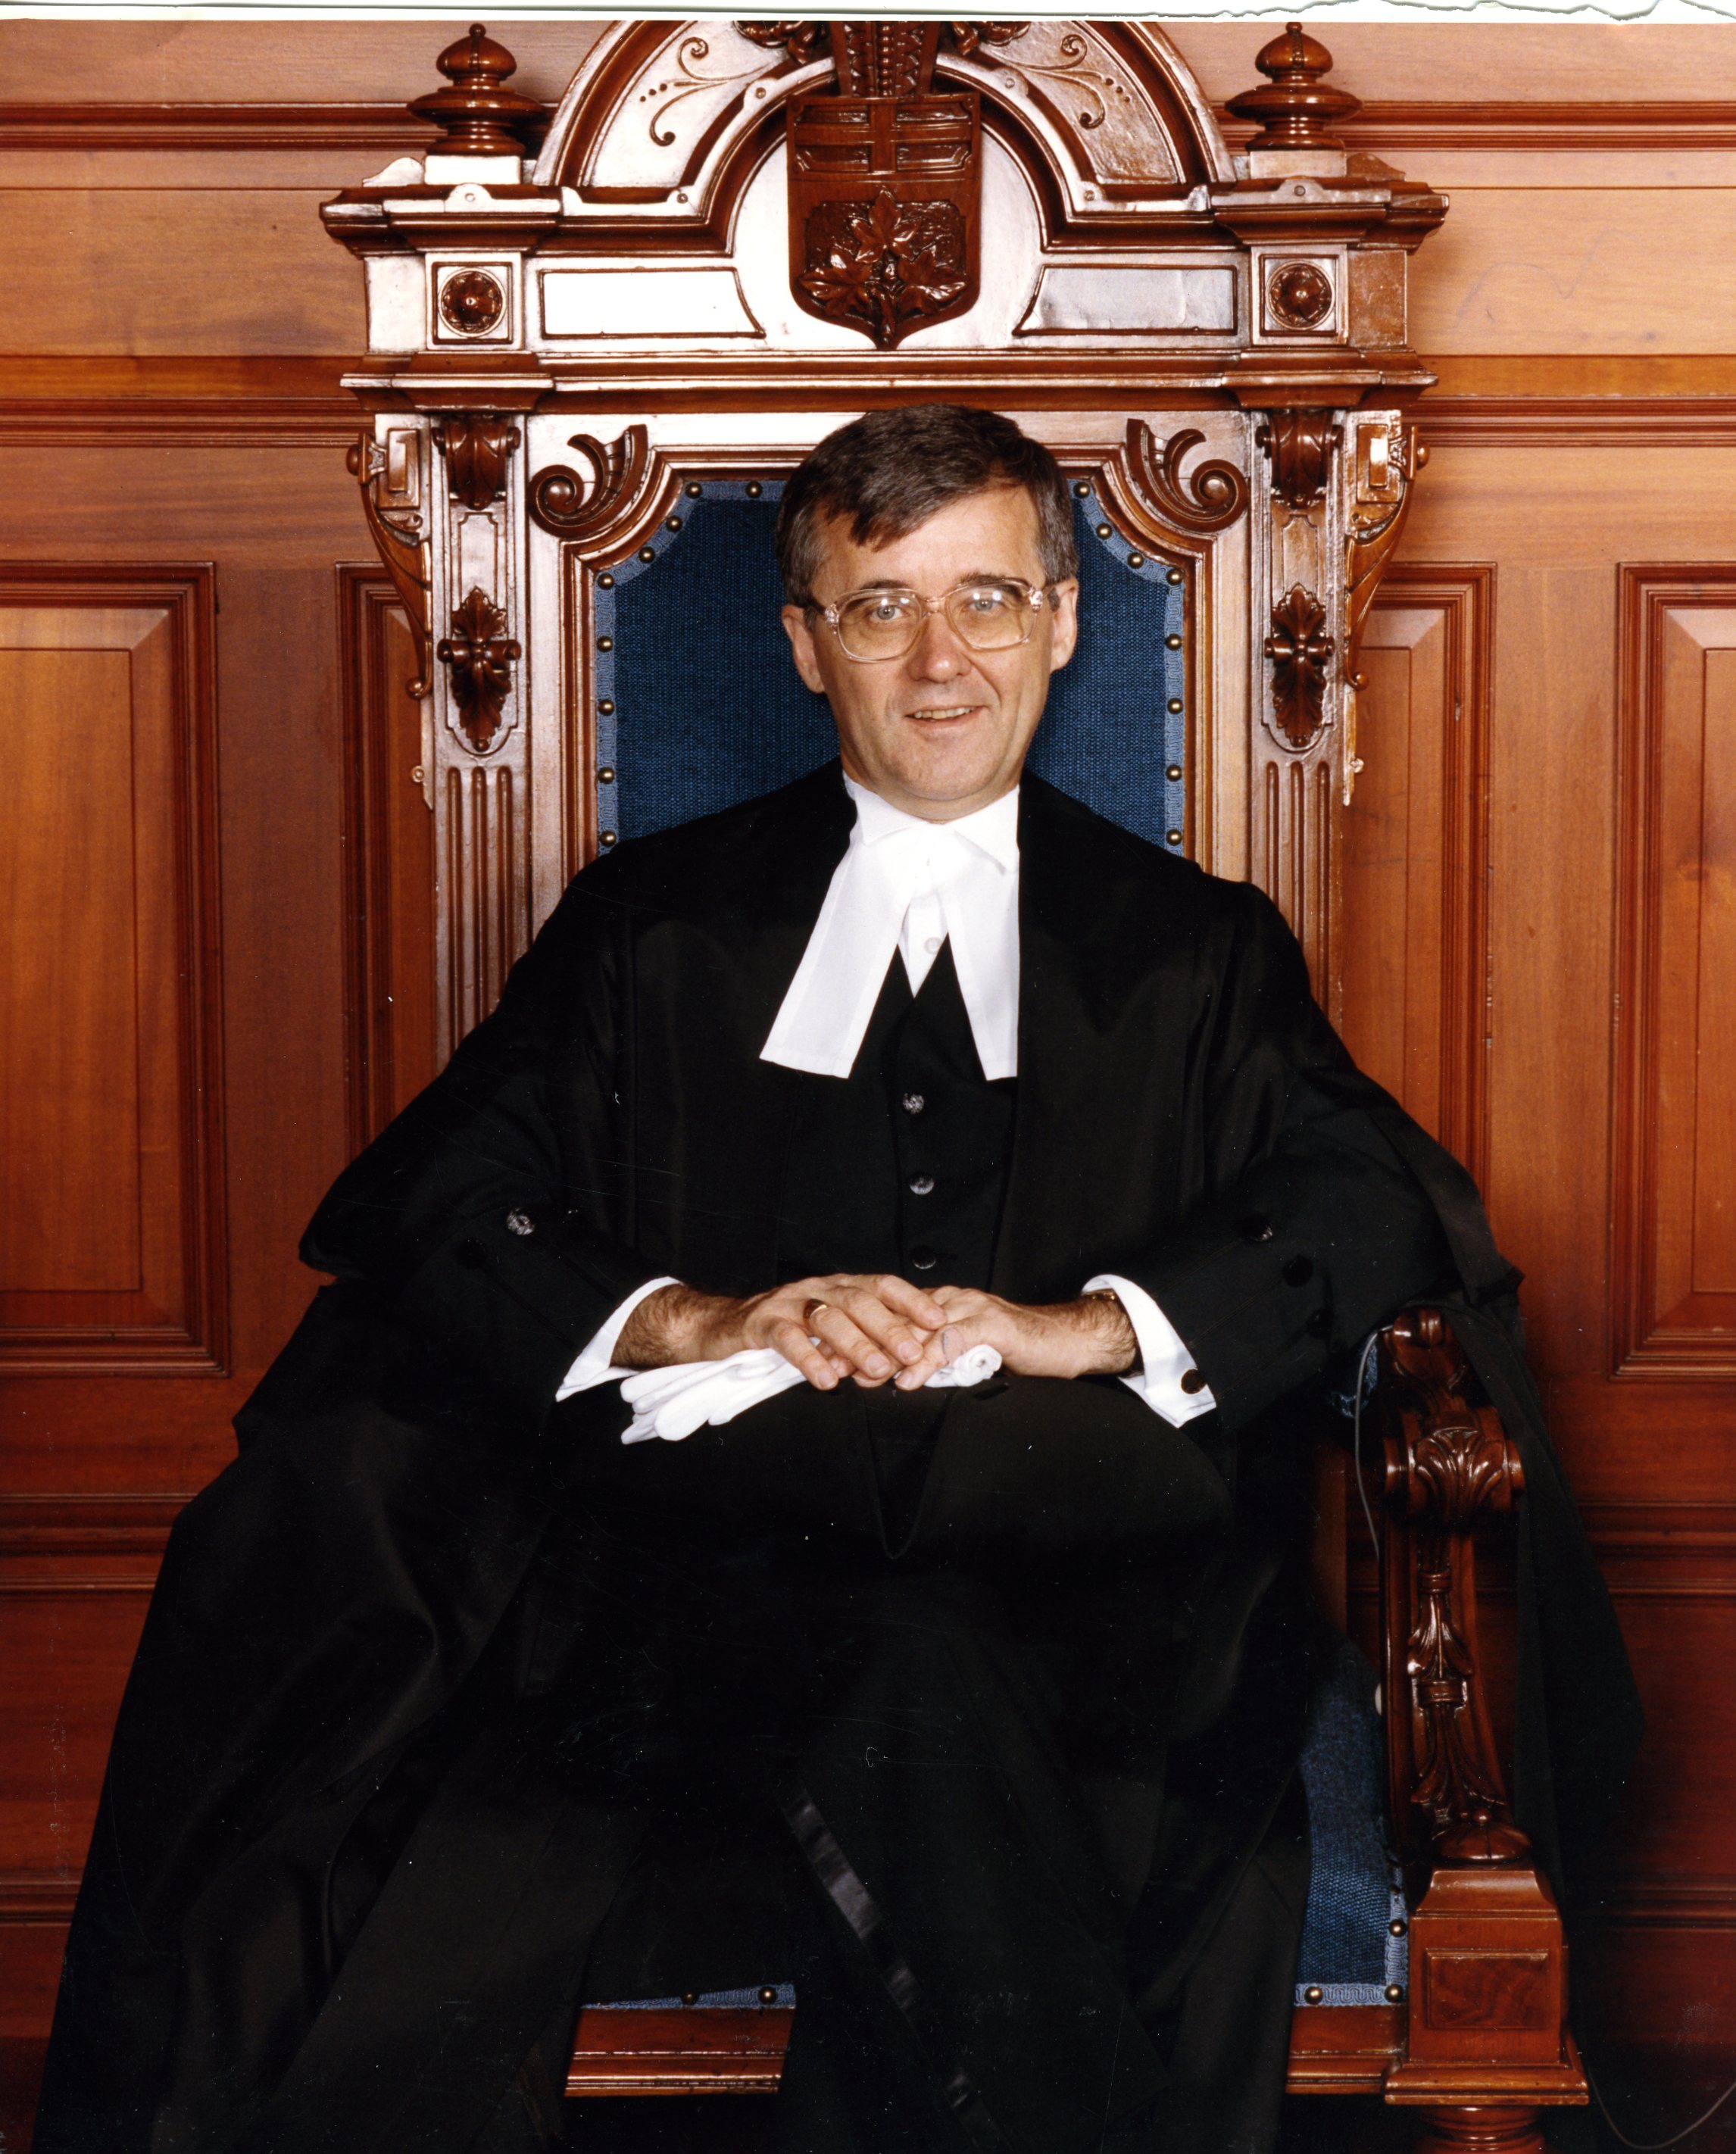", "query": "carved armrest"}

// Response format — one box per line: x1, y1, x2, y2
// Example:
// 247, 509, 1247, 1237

1372, 1308, 1531, 1878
